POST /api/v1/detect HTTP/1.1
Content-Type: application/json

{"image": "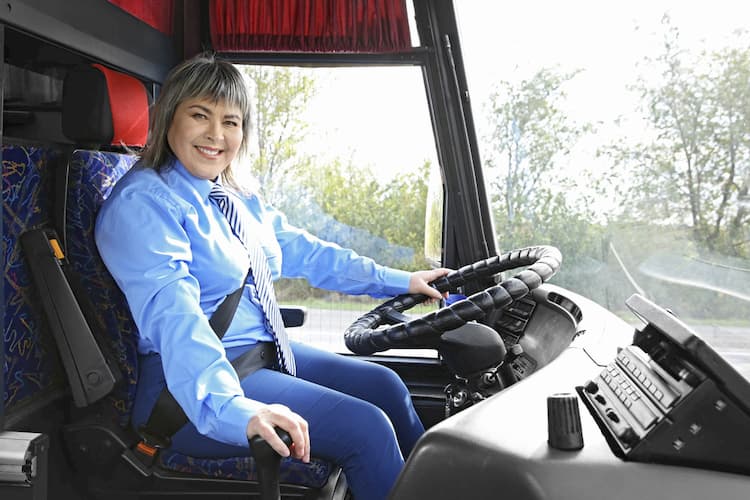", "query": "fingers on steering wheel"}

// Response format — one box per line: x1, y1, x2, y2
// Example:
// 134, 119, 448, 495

429, 268, 451, 298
